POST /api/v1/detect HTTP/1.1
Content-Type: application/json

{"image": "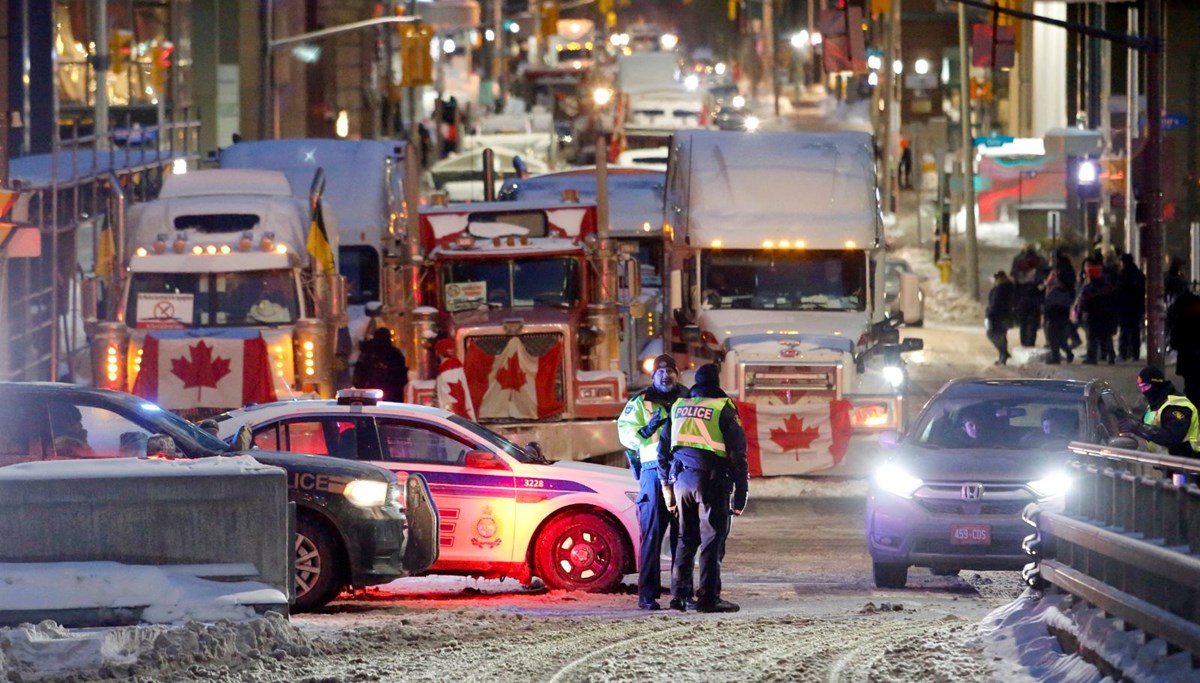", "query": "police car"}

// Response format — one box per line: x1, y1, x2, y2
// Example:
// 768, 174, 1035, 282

213, 389, 641, 592
0, 382, 439, 612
